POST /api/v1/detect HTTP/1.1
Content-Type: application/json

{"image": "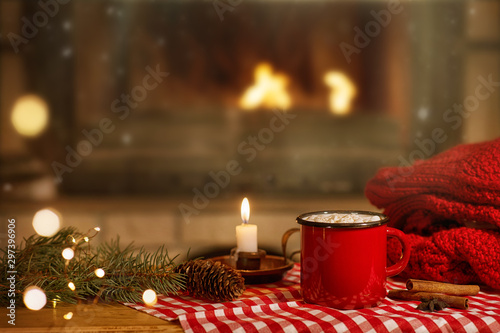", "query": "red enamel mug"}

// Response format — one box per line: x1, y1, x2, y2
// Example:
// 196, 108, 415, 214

284, 210, 410, 310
